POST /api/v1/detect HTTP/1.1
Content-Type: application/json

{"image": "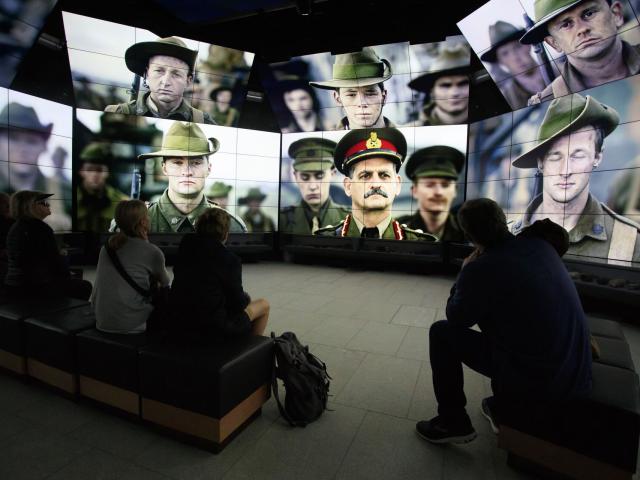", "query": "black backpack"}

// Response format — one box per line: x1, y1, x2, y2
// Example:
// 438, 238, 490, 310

271, 331, 331, 427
